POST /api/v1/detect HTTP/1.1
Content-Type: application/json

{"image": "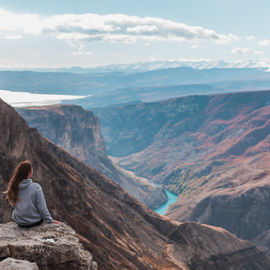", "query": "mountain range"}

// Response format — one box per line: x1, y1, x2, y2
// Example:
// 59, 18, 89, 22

93, 89, 270, 255
1, 67, 270, 109
2, 59, 270, 73
2, 98, 270, 269
2, 60, 270, 268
